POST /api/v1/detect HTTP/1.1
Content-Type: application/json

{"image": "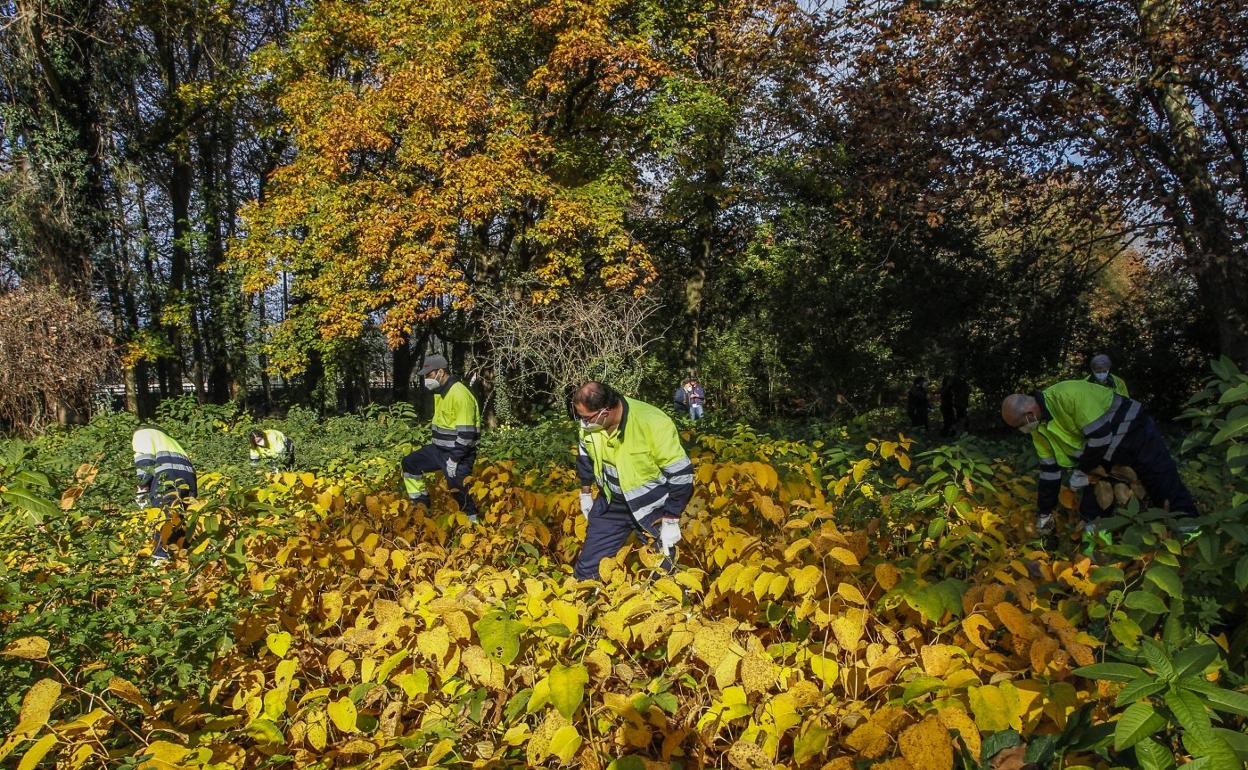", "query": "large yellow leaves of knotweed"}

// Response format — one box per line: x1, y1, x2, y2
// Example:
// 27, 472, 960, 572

8, 435, 1132, 769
